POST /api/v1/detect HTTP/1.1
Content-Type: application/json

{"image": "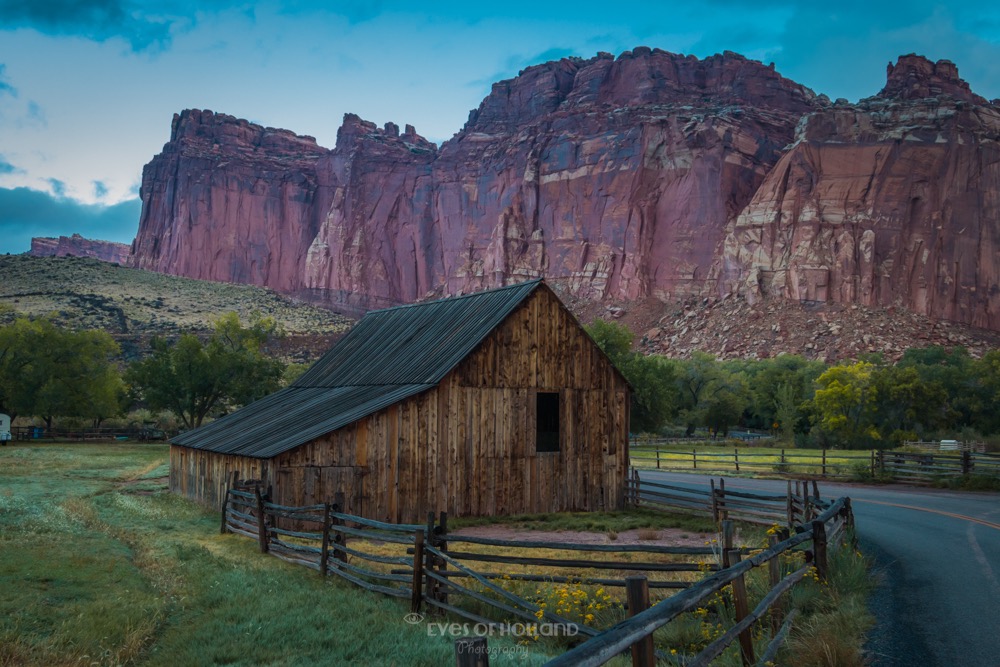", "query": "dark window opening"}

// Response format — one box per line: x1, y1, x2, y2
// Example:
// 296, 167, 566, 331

536, 391, 560, 453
